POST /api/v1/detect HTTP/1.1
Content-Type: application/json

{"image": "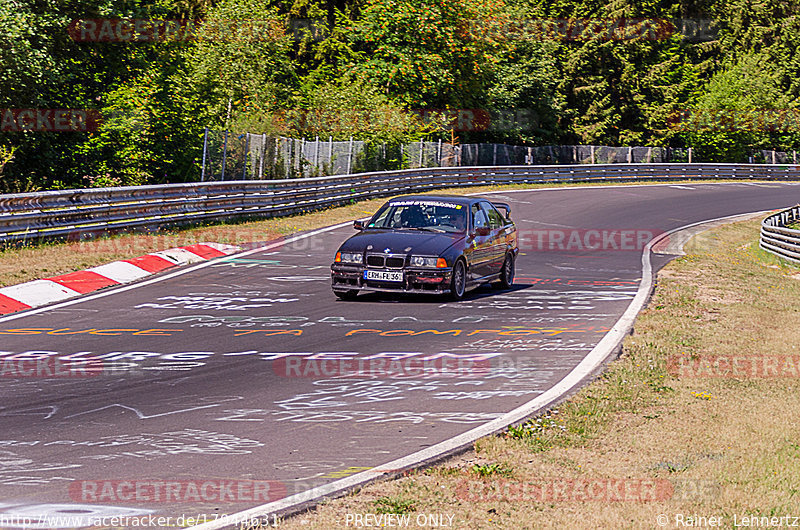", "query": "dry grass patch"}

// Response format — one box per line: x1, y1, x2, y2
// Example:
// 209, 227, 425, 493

270, 217, 800, 529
